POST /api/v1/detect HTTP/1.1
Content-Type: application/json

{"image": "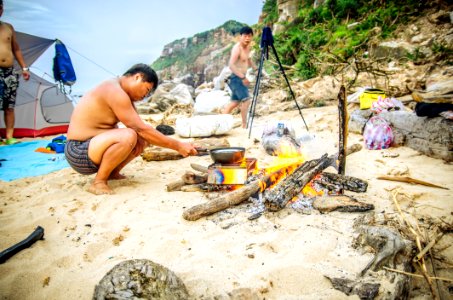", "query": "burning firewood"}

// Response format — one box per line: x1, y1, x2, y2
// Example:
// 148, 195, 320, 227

264, 144, 362, 212
182, 144, 363, 220
182, 174, 271, 221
